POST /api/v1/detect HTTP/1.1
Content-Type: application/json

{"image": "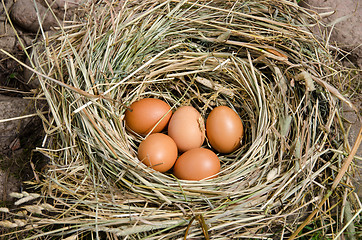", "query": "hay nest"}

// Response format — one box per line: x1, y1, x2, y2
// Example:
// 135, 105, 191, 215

4, 0, 361, 239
